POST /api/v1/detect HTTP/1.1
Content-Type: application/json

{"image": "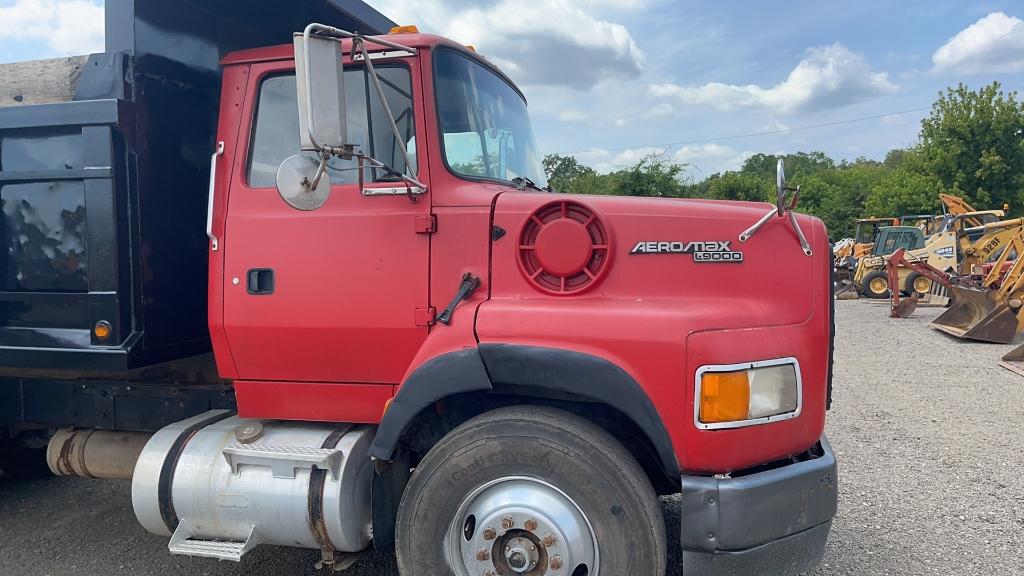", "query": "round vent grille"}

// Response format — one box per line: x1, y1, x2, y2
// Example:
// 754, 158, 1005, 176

518, 201, 611, 295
